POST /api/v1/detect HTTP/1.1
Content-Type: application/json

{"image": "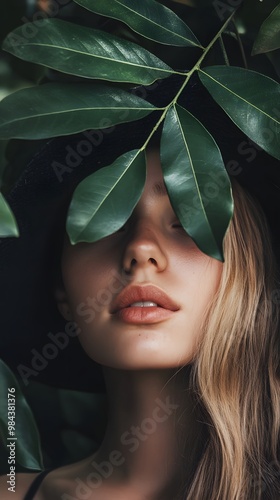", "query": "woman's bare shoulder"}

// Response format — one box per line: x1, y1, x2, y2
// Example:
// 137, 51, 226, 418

0, 472, 42, 500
